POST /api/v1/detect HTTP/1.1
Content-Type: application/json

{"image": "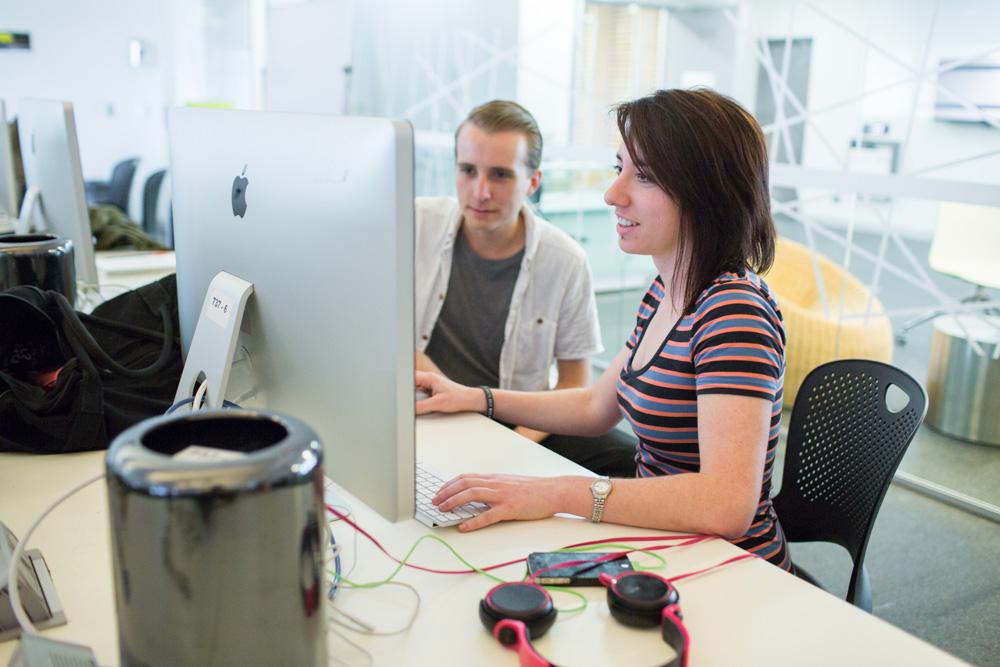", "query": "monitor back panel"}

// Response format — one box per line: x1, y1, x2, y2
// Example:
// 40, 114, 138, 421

17, 99, 98, 285
0, 100, 19, 219
168, 107, 415, 521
